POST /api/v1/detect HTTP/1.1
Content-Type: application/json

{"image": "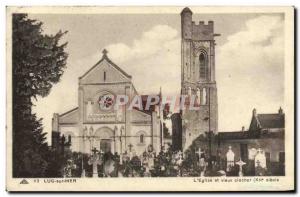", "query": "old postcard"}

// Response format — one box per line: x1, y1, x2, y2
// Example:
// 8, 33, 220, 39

6, 6, 294, 191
